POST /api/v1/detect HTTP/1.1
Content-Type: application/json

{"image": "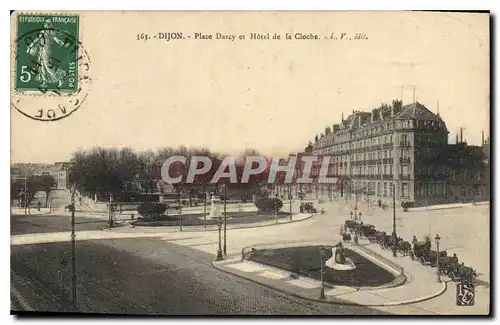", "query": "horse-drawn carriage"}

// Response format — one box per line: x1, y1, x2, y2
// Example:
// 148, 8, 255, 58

409, 241, 429, 262
440, 257, 477, 283
438, 256, 459, 275
359, 224, 376, 238
409, 240, 447, 266
376, 232, 394, 250
368, 230, 384, 244
299, 202, 317, 213
396, 240, 412, 256
449, 264, 477, 282
342, 231, 352, 243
